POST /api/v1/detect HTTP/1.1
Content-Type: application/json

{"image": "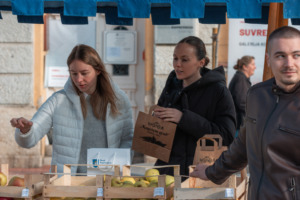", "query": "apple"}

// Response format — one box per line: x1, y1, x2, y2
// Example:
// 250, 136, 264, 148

134, 180, 149, 187
111, 177, 123, 187
145, 168, 160, 182
0, 172, 8, 186
121, 177, 136, 184
165, 175, 174, 187
148, 180, 158, 187
0, 198, 13, 200
121, 181, 134, 188
8, 176, 25, 187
